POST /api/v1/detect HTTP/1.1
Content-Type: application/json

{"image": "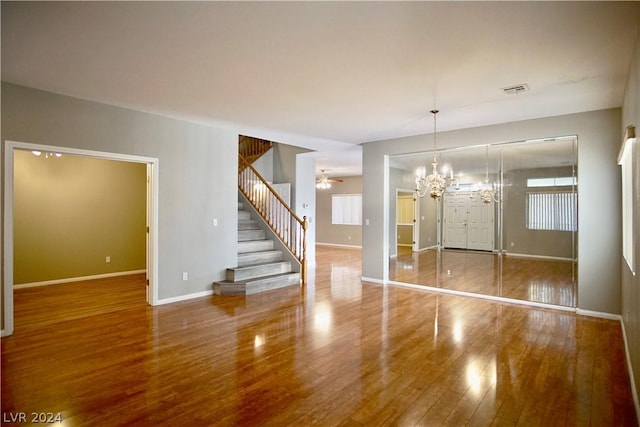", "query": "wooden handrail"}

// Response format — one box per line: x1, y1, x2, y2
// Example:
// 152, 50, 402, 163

239, 136, 273, 164
238, 154, 308, 285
